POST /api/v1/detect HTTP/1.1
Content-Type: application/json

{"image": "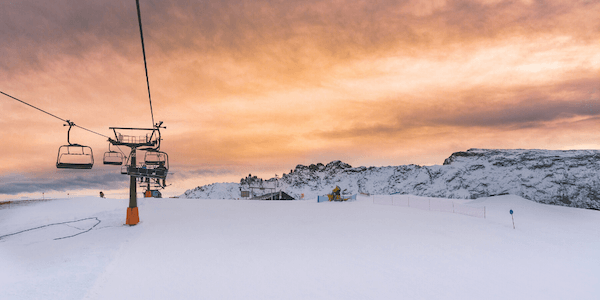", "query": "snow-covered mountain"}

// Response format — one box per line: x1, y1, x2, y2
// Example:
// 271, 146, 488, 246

181, 149, 600, 209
